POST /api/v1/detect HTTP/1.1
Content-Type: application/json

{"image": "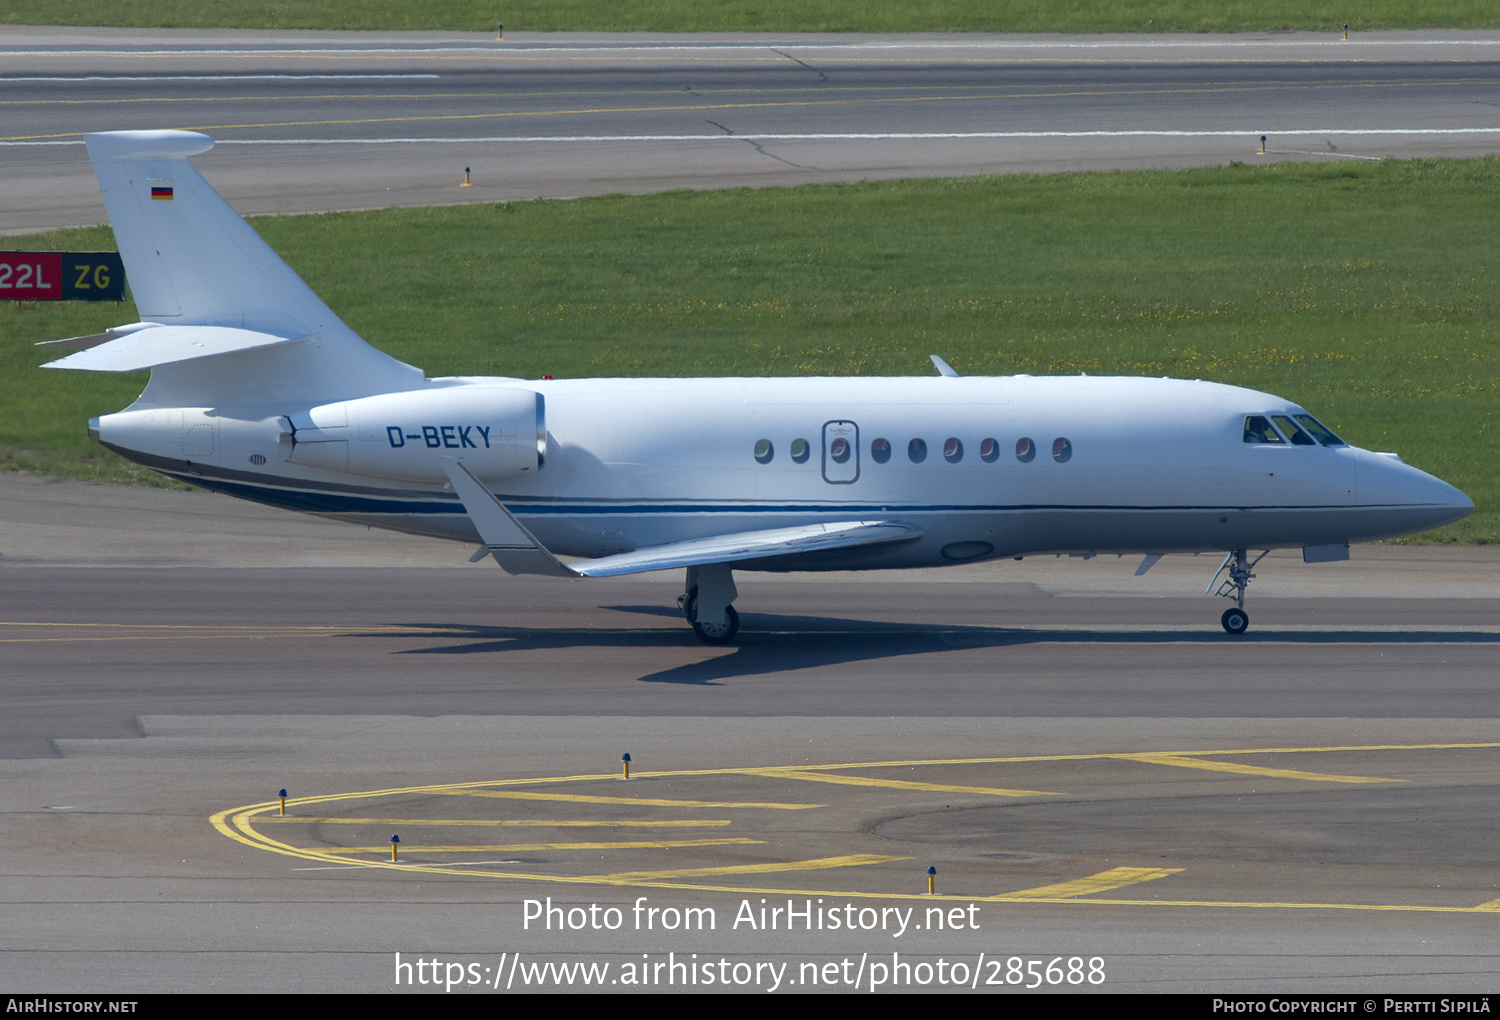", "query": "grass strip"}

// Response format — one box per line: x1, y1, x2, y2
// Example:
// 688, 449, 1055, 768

4, 1, 1499, 33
